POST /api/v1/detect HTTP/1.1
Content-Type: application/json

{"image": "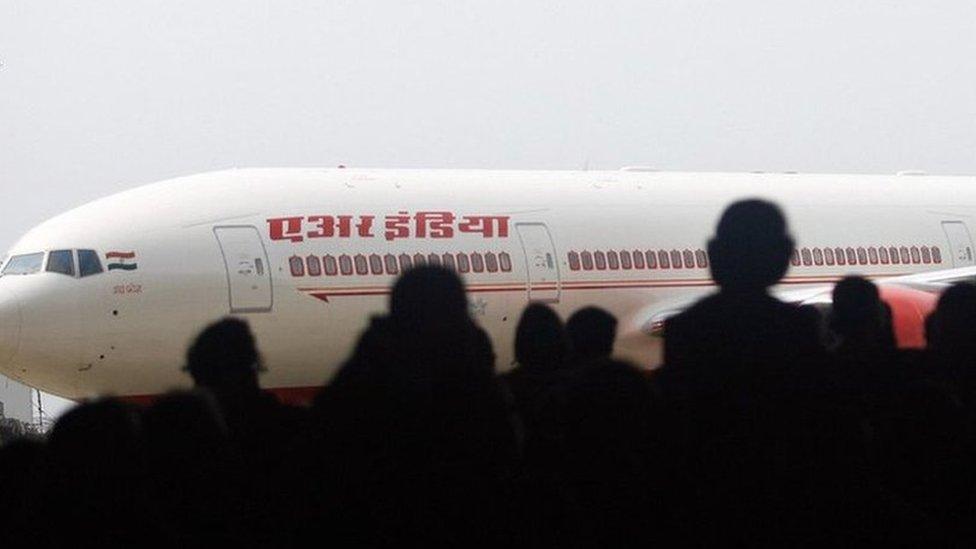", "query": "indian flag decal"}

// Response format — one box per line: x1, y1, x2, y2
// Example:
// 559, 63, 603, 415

106, 251, 138, 271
